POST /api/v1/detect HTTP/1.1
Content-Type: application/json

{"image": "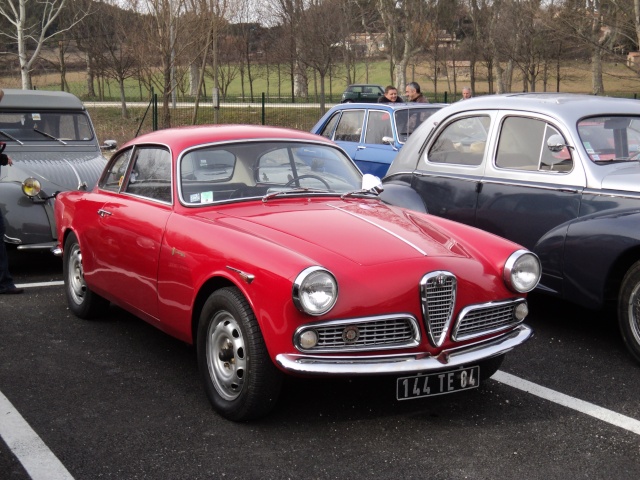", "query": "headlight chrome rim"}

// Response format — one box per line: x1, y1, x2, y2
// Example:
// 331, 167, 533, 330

292, 266, 338, 316
504, 250, 541, 293
22, 177, 42, 198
